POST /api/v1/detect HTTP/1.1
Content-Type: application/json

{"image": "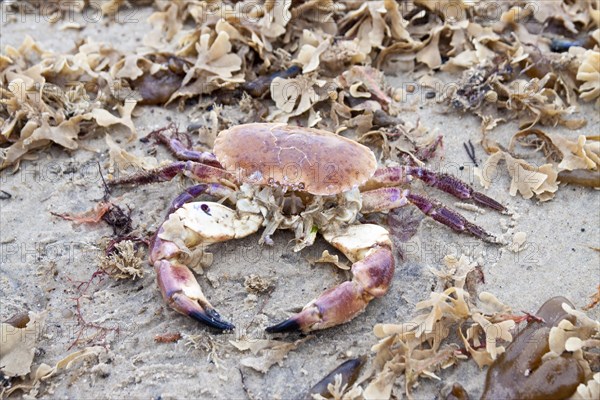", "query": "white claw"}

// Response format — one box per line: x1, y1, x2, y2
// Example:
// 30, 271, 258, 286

159, 201, 264, 246
322, 224, 392, 263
